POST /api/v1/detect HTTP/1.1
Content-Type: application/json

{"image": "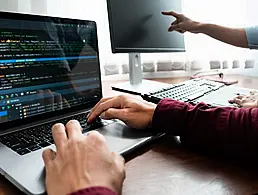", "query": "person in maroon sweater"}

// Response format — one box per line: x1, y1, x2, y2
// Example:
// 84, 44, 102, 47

42, 92, 258, 195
